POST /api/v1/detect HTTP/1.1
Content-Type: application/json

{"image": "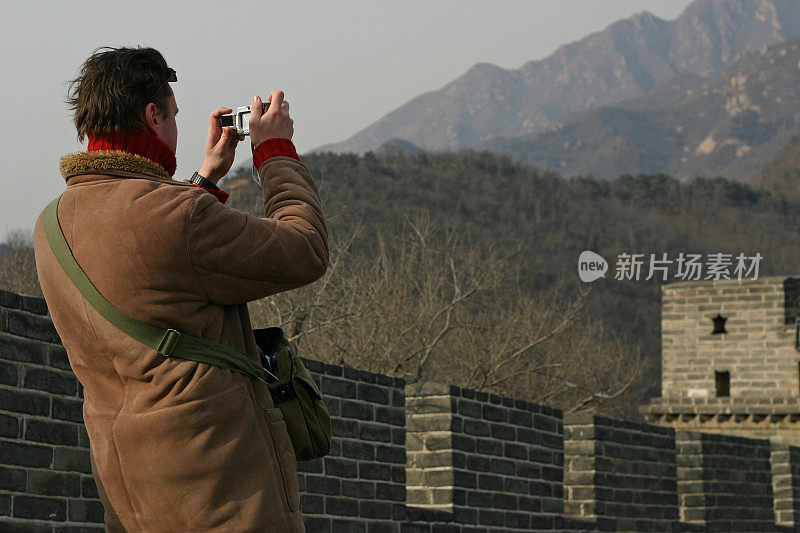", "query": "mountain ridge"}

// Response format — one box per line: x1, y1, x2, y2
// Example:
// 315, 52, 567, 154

313, 0, 800, 155
479, 38, 800, 182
